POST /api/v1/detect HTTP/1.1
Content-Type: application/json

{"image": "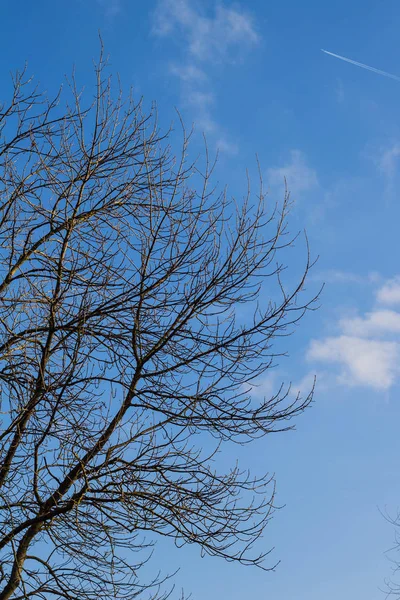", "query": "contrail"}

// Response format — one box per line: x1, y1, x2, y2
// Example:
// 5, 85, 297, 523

321, 49, 400, 83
